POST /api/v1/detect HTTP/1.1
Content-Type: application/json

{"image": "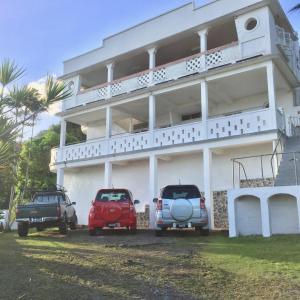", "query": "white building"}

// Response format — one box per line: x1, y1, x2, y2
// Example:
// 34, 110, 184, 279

50, 0, 300, 234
